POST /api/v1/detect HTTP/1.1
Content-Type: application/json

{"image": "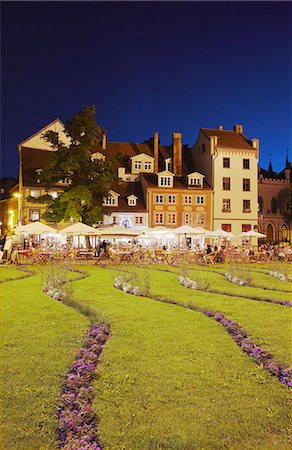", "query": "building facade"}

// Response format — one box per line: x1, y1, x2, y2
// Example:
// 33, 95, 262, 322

191, 124, 259, 244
